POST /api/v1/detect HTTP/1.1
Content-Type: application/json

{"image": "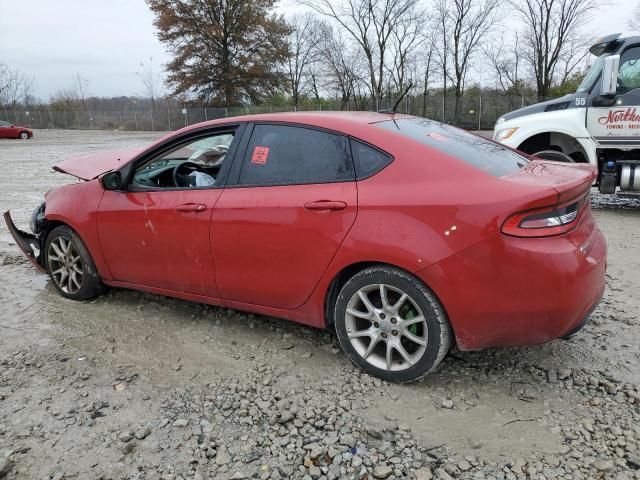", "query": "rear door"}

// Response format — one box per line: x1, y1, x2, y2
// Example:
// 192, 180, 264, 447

212, 123, 357, 310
